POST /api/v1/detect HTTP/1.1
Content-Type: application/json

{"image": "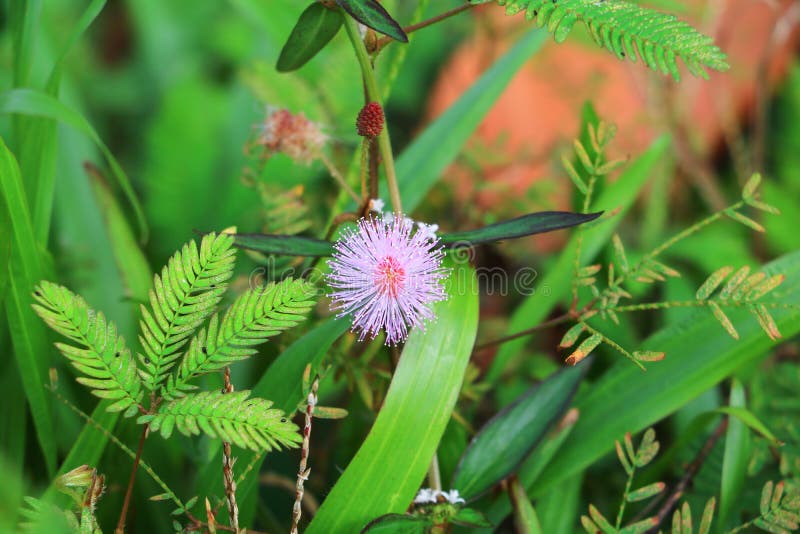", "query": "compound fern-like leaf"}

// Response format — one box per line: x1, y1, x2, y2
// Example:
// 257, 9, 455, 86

32, 281, 143, 415
138, 232, 236, 391
163, 278, 316, 399
140, 390, 301, 452
473, 0, 728, 80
